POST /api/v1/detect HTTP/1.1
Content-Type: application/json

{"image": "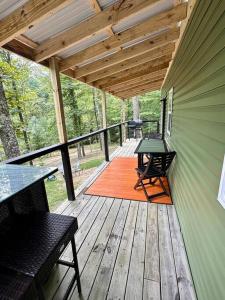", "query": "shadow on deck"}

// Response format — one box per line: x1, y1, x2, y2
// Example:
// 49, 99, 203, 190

44, 140, 196, 300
